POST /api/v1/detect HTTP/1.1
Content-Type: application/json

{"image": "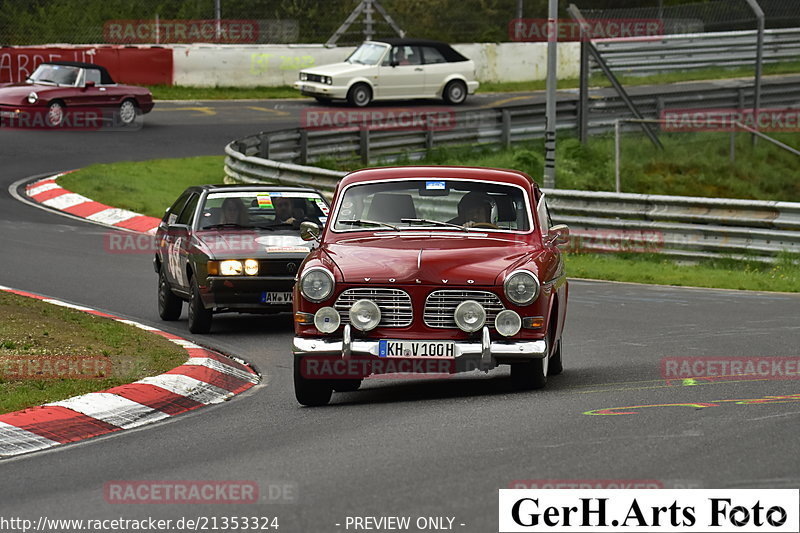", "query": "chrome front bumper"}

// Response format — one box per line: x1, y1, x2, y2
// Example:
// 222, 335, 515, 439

292, 325, 546, 369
